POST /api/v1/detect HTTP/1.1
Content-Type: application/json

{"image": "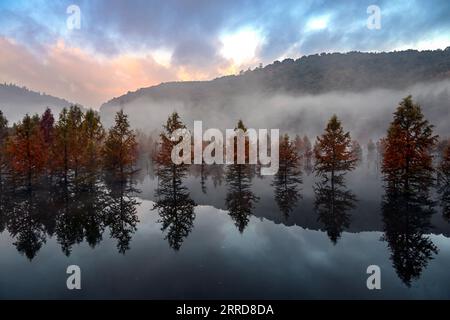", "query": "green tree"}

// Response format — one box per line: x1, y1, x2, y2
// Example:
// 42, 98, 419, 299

81, 109, 105, 181
53, 106, 85, 184
103, 110, 137, 180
